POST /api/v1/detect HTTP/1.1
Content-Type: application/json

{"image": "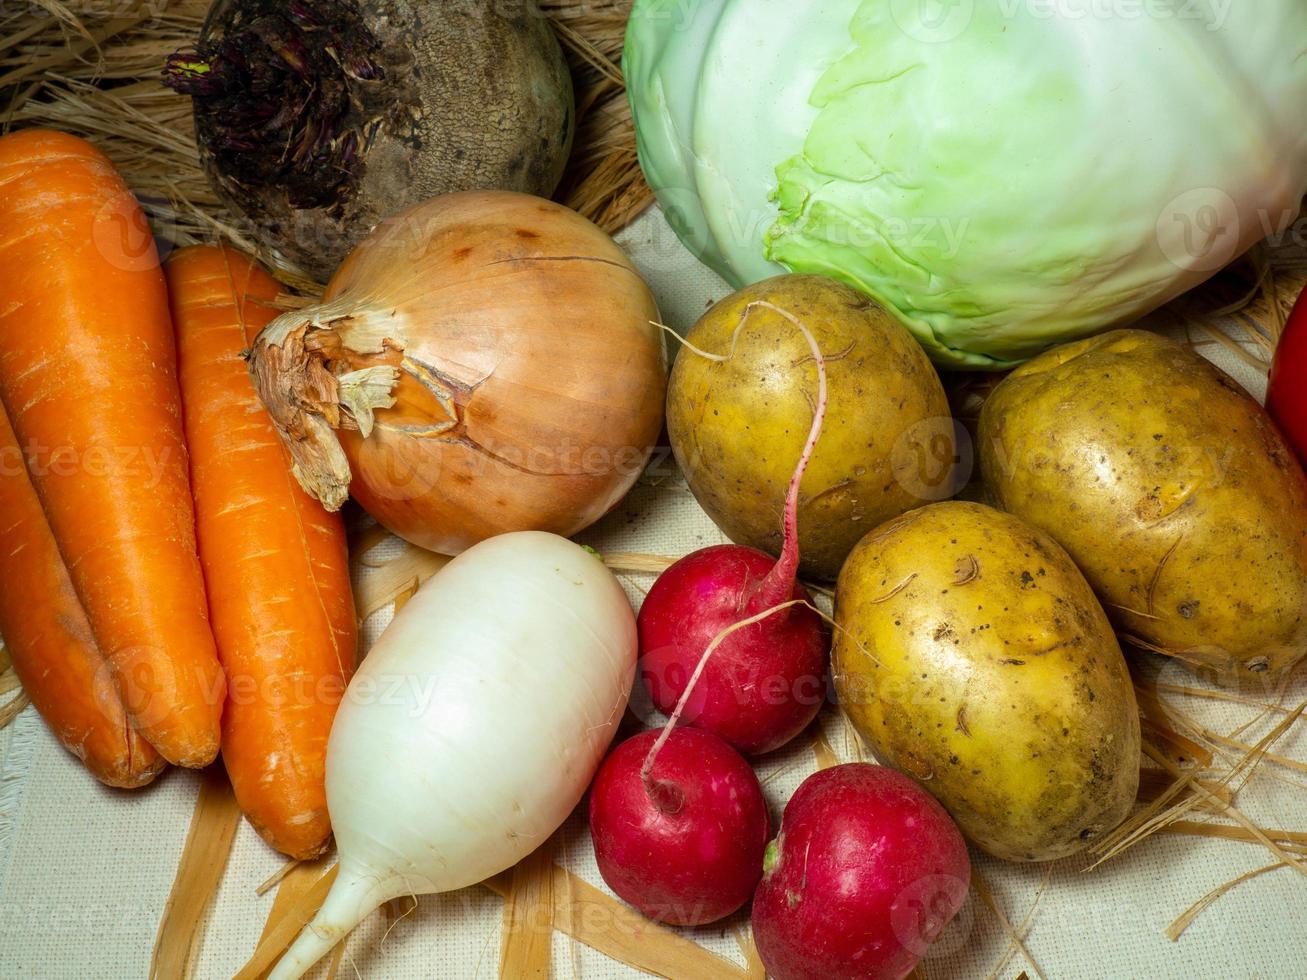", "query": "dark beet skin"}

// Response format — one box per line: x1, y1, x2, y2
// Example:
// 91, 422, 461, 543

752, 764, 971, 980
589, 728, 770, 926
637, 545, 830, 755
